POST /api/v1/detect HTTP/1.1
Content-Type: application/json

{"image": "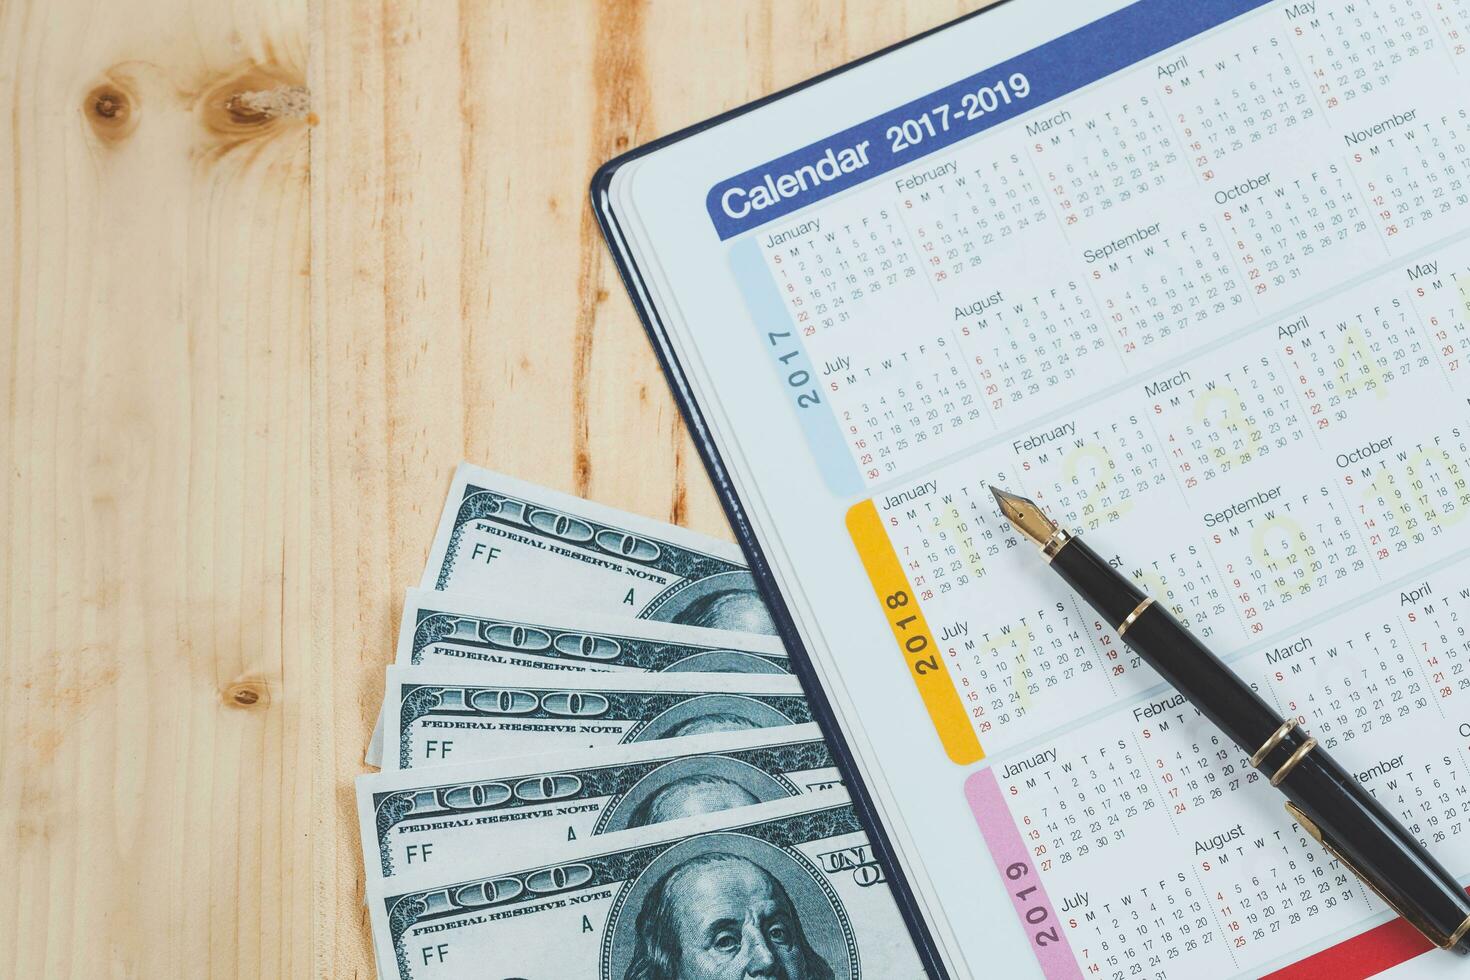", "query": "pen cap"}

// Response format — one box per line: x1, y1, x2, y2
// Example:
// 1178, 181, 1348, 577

1280, 749, 1470, 951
